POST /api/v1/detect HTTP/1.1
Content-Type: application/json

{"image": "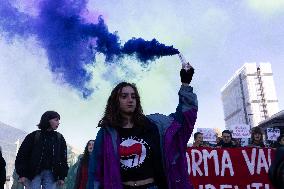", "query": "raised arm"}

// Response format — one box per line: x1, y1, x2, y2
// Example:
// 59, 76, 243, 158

170, 88, 197, 144
147, 63, 198, 145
